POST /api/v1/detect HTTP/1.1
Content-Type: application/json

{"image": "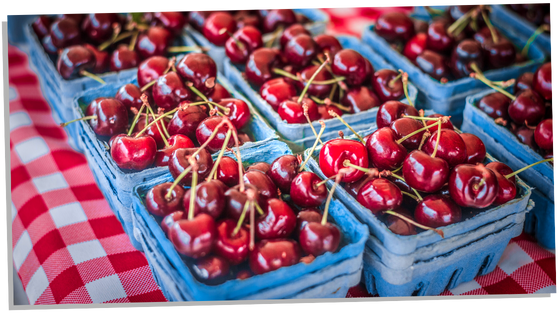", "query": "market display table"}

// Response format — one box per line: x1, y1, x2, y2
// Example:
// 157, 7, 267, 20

9, 7, 556, 305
